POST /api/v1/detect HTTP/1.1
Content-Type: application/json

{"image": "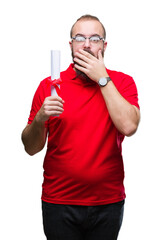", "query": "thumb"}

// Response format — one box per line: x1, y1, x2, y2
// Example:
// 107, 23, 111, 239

98, 49, 103, 61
